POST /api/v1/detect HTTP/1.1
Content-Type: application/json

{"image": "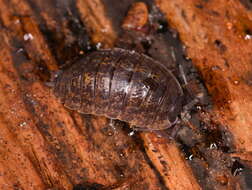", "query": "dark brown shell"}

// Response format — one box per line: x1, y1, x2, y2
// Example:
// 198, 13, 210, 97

54, 48, 183, 130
